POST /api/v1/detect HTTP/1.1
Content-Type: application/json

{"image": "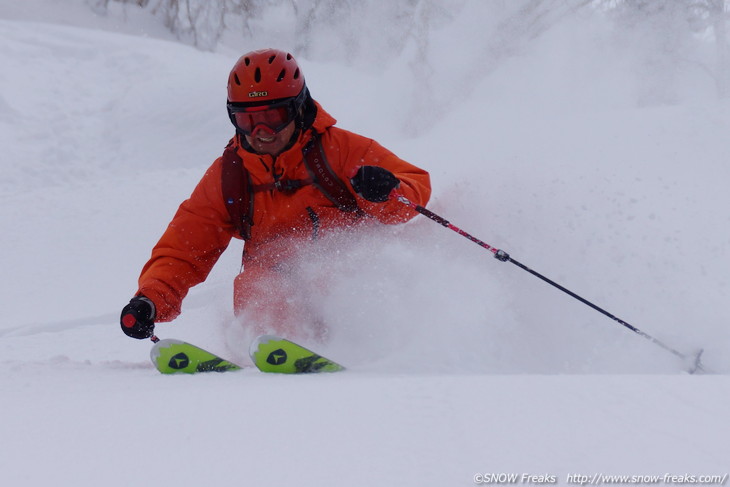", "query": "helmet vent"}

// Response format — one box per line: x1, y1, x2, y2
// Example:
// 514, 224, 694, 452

293, 68, 300, 80
268, 54, 276, 64
277, 69, 286, 82
233, 73, 241, 85
254, 67, 261, 83
244, 57, 251, 66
